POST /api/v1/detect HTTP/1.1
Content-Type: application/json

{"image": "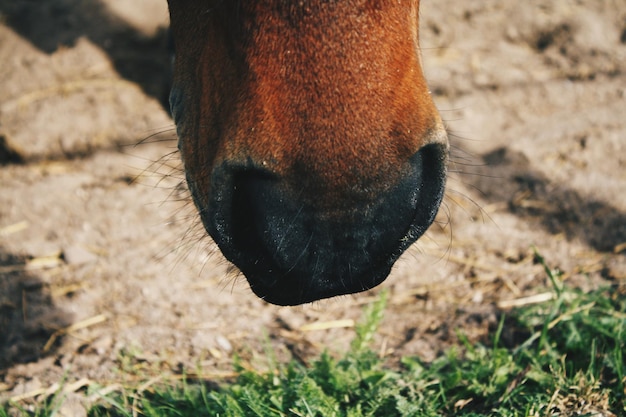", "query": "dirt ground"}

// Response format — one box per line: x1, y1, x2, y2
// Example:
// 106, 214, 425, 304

1, 0, 625, 409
